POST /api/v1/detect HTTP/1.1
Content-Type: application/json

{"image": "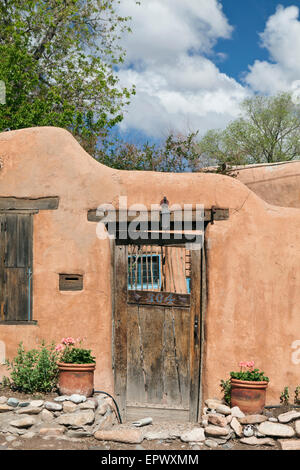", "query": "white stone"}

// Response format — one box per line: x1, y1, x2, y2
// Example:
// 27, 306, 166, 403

45, 401, 63, 411
257, 421, 295, 438
295, 420, 300, 437
69, 394, 87, 404
240, 436, 276, 446
180, 428, 205, 443
215, 404, 231, 416
30, 400, 44, 408
0, 397, 7, 404
205, 439, 218, 448
278, 410, 300, 423
230, 417, 243, 437
204, 425, 231, 437
230, 406, 245, 419
243, 425, 254, 437
54, 396, 70, 402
